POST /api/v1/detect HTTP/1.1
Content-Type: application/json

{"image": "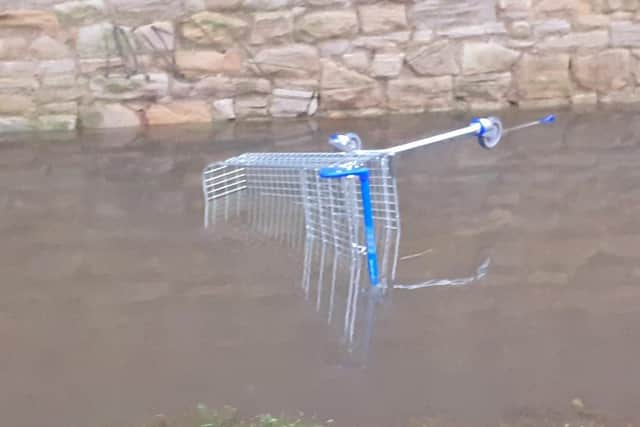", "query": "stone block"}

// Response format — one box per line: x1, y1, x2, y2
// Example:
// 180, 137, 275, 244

76, 22, 136, 58
146, 101, 212, 125
193, 76, 271, 97
352, 31, 410, 50
253, 44, 319, 77
0, 38, 29, 60
79, 103, 141, 129
0, 10, 60, 35
29, 35, 72, 59
35, 114, 77, 131
406, 40, 459, 76
370, 52, 404, 78
455, 72, 512, 102
342, 50, 370, 73
0, 94, 36, 115
536, 30, 609, 51
320, 59, 384, 110
295, 10, 358, 41
243, 0, 292, 10
462, 42, 520, 75
133, 22, 175, 52
235, 95, 268, 118
387, 76, 453, 111
611, 21, 640, 46
269, 88, 317, 117
212, 98, 235, 120
358, 3, 407, 34
176, 50, 241, 76
408, 0, 496, 30
180, 11, 249, 46
514, 53, 571, 99
250, 11, 293, 44
572, 49, 631, 92
53, 0, 106, 24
